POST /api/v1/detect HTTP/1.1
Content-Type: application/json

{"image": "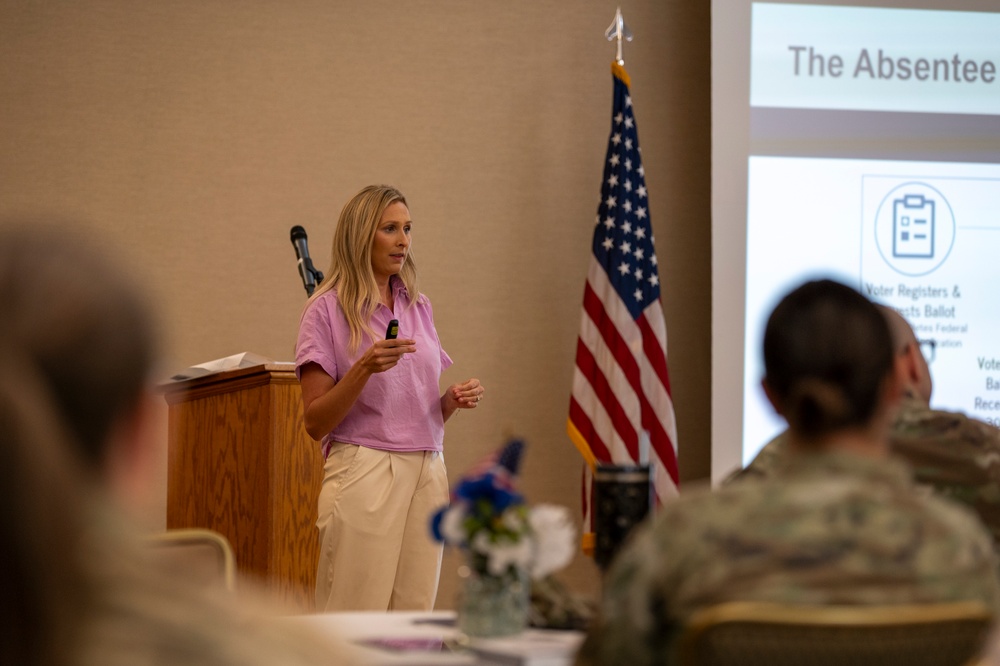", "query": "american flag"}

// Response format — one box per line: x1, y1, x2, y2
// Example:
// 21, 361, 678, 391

567, 63, 679, 540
